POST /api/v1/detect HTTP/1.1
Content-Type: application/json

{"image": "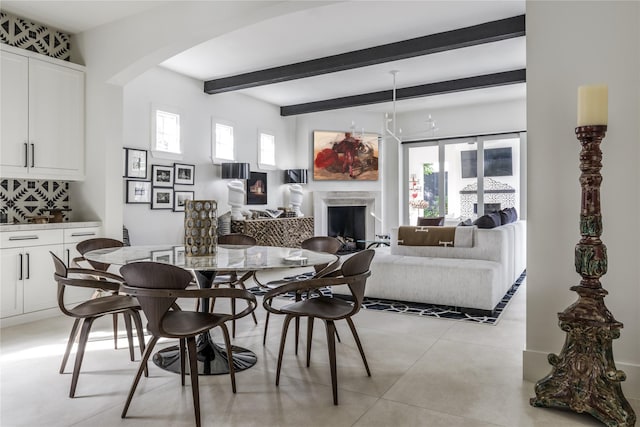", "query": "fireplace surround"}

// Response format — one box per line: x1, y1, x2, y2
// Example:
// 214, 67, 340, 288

313, 191, 381, 242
